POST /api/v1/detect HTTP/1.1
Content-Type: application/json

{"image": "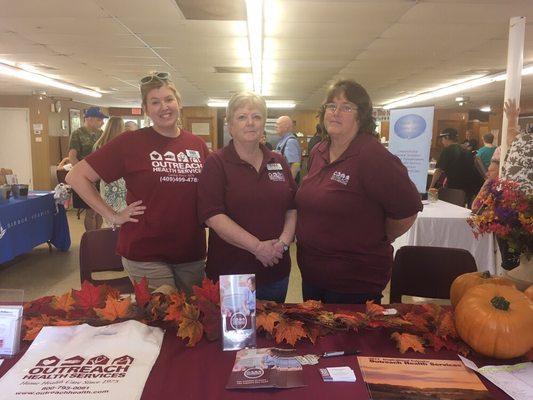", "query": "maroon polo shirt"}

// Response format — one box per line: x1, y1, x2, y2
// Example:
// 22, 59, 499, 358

197, 141, 297, 285
295, 133, 422, 294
